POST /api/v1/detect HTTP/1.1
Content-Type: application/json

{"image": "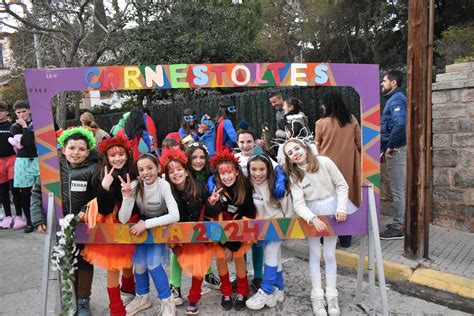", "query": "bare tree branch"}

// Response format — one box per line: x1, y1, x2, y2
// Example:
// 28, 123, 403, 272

0, 0, 69, 35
